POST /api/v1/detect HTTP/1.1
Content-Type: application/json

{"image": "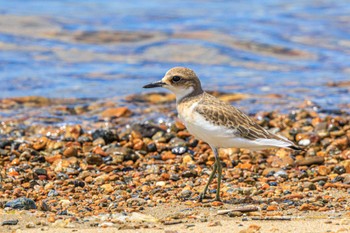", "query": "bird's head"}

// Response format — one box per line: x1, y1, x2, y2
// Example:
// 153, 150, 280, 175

143, 67, 203, 101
